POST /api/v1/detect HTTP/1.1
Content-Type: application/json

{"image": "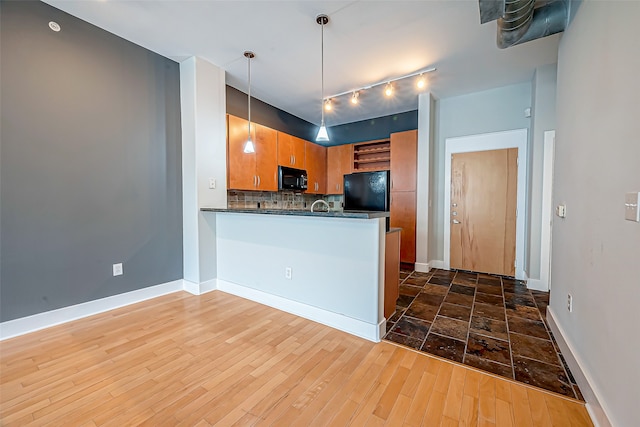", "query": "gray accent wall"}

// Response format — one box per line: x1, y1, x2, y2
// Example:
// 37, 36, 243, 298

0, 1, 183, 321
327, 110, 418, 145
226, 86, 318, 142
